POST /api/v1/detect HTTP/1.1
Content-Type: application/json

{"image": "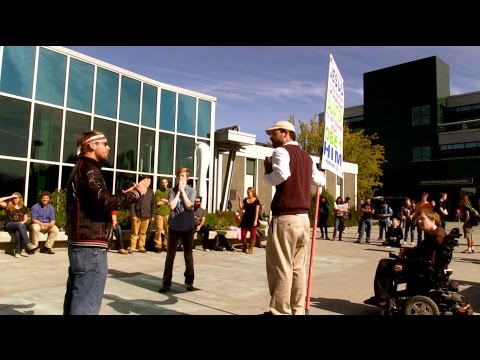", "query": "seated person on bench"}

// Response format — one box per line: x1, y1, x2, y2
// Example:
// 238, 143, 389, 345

365, 209, 445, 307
